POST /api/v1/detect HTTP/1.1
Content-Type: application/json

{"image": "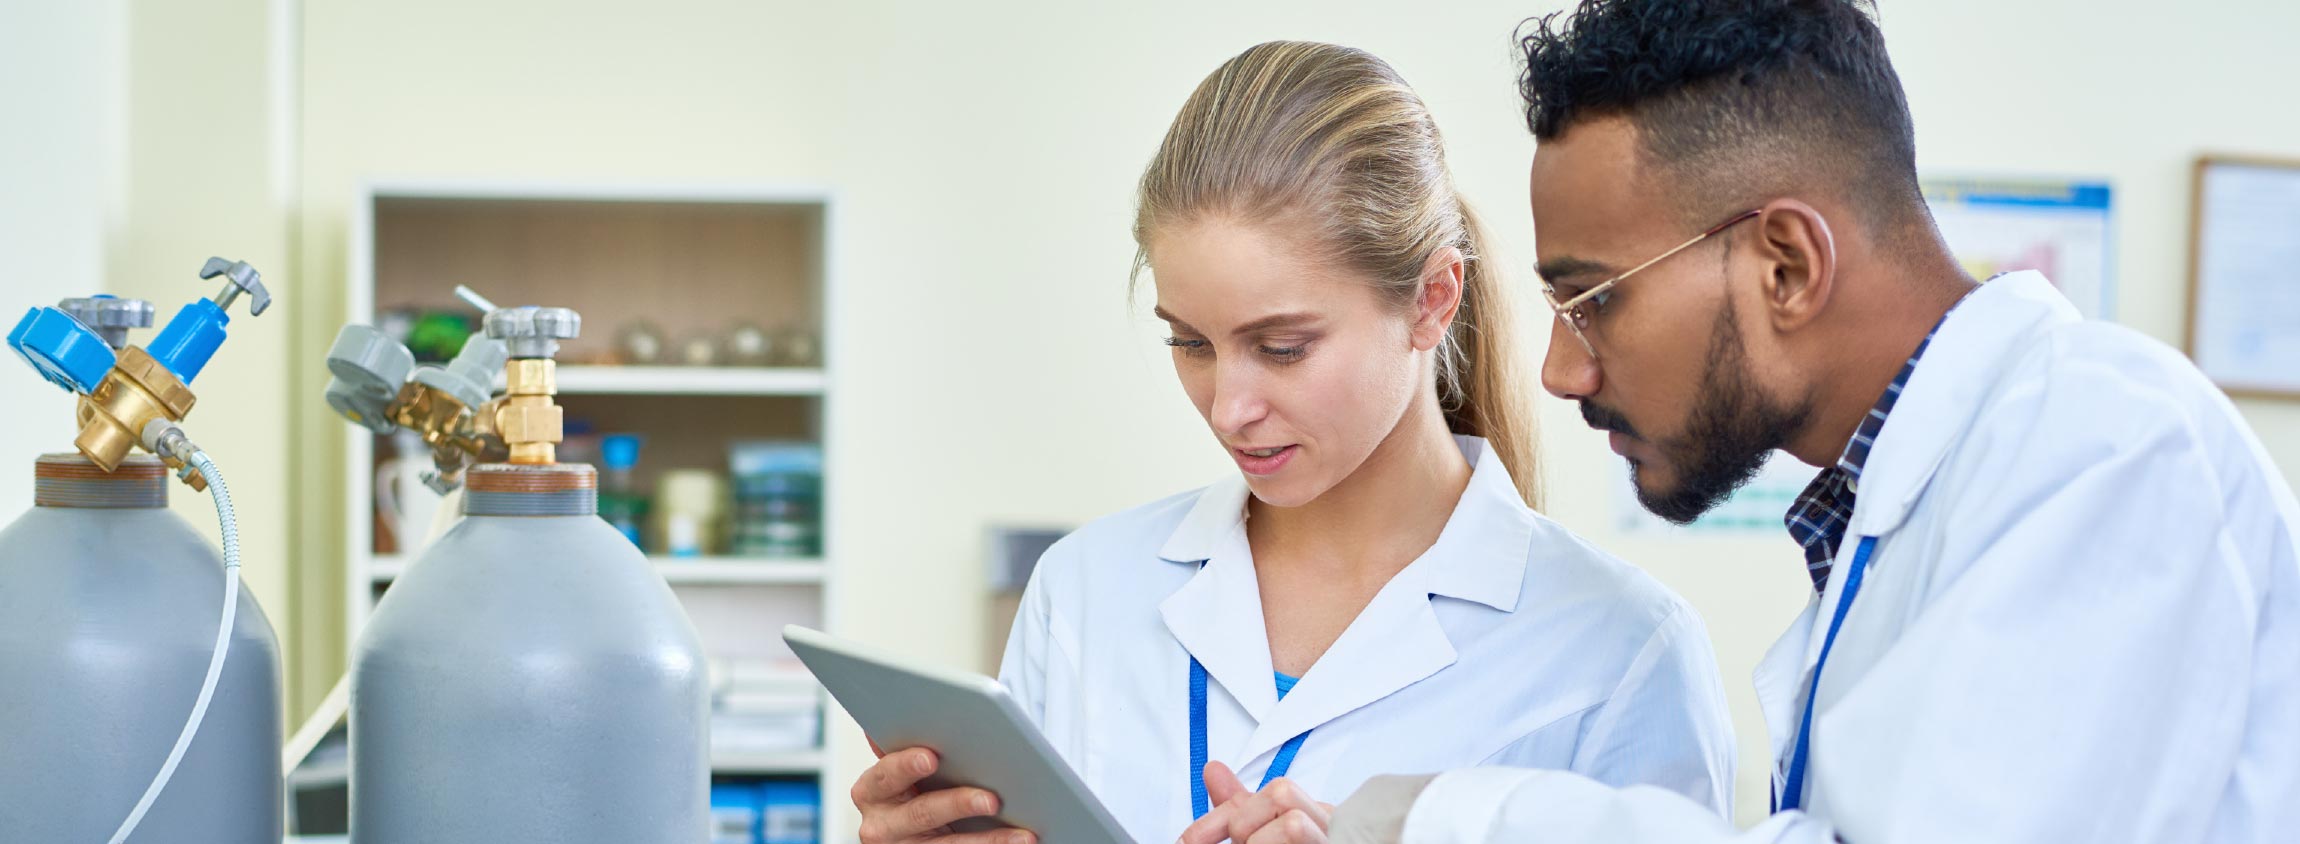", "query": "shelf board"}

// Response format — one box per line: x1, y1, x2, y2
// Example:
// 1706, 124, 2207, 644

659, 558, 825, 585
554, 365, 825, 396
711, 748, 824, 776
372, 556, 825, 585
